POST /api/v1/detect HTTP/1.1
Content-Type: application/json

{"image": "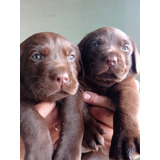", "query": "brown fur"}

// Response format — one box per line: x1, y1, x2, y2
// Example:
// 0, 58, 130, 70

78, 27, 140, 160
20, 32, 83, 160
